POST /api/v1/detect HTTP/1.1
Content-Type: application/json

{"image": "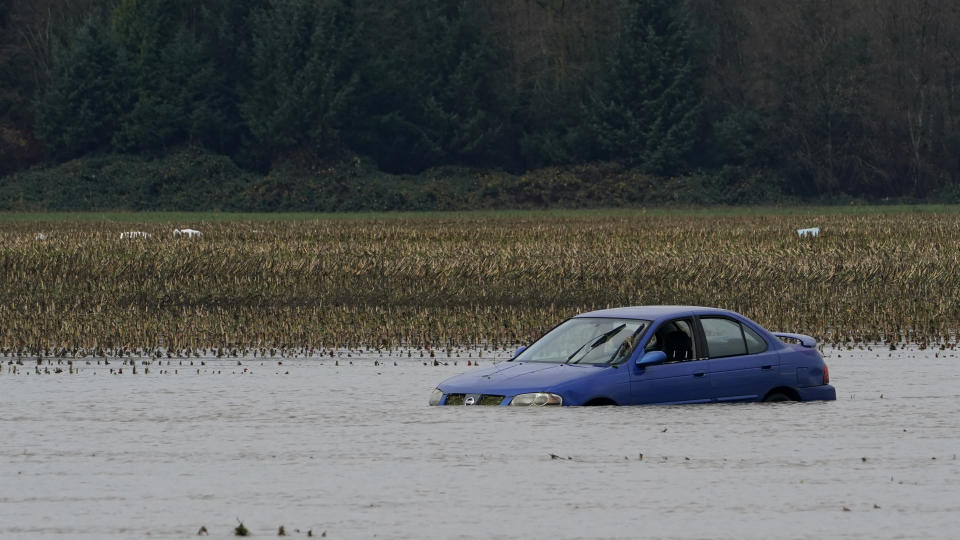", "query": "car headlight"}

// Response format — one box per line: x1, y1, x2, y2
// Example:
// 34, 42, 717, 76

509, 392, 563, 406
429, 388, 443, 406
